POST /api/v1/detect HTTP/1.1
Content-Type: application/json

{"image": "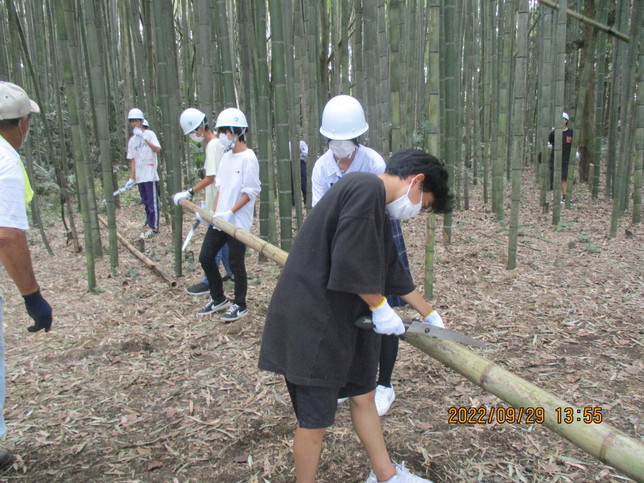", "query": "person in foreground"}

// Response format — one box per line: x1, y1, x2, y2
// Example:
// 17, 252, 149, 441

0, 82, 53, 470
259, 149, 453, 482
